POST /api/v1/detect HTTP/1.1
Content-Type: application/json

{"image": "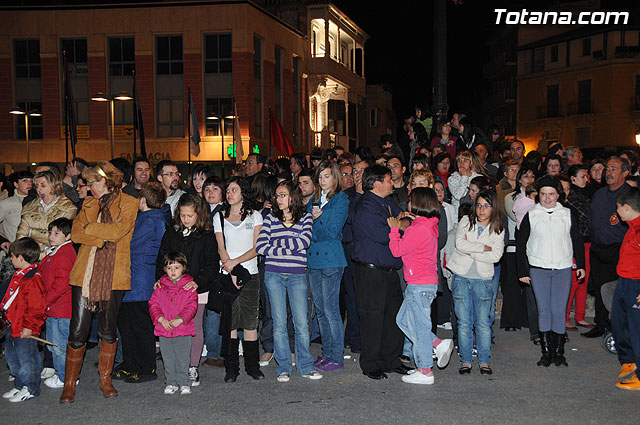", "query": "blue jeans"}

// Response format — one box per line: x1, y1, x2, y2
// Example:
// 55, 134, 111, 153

264, 271, 315, 376
46, 317, 70, 381
6, 330, 41, 396
309, 267, 345, 365
452, 275, 493, 365
203, 309, 222, 359
610, 277, 640, 380
490, 264, 501, 326
396, 284, 437, 369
